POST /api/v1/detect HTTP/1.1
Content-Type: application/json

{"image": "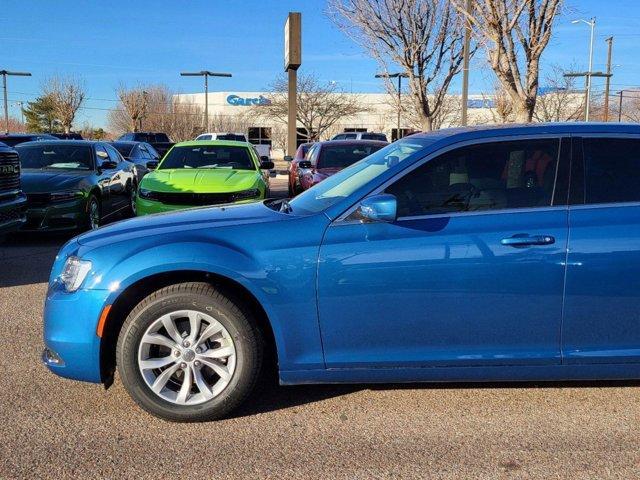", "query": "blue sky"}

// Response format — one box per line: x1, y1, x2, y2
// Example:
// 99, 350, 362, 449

3, 0, 640, 128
